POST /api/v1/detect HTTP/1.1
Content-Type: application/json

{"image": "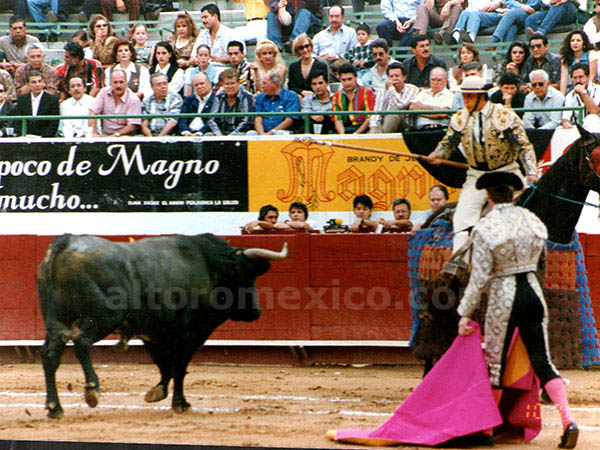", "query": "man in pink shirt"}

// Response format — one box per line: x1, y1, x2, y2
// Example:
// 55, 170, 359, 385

89, 69, 141, 137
